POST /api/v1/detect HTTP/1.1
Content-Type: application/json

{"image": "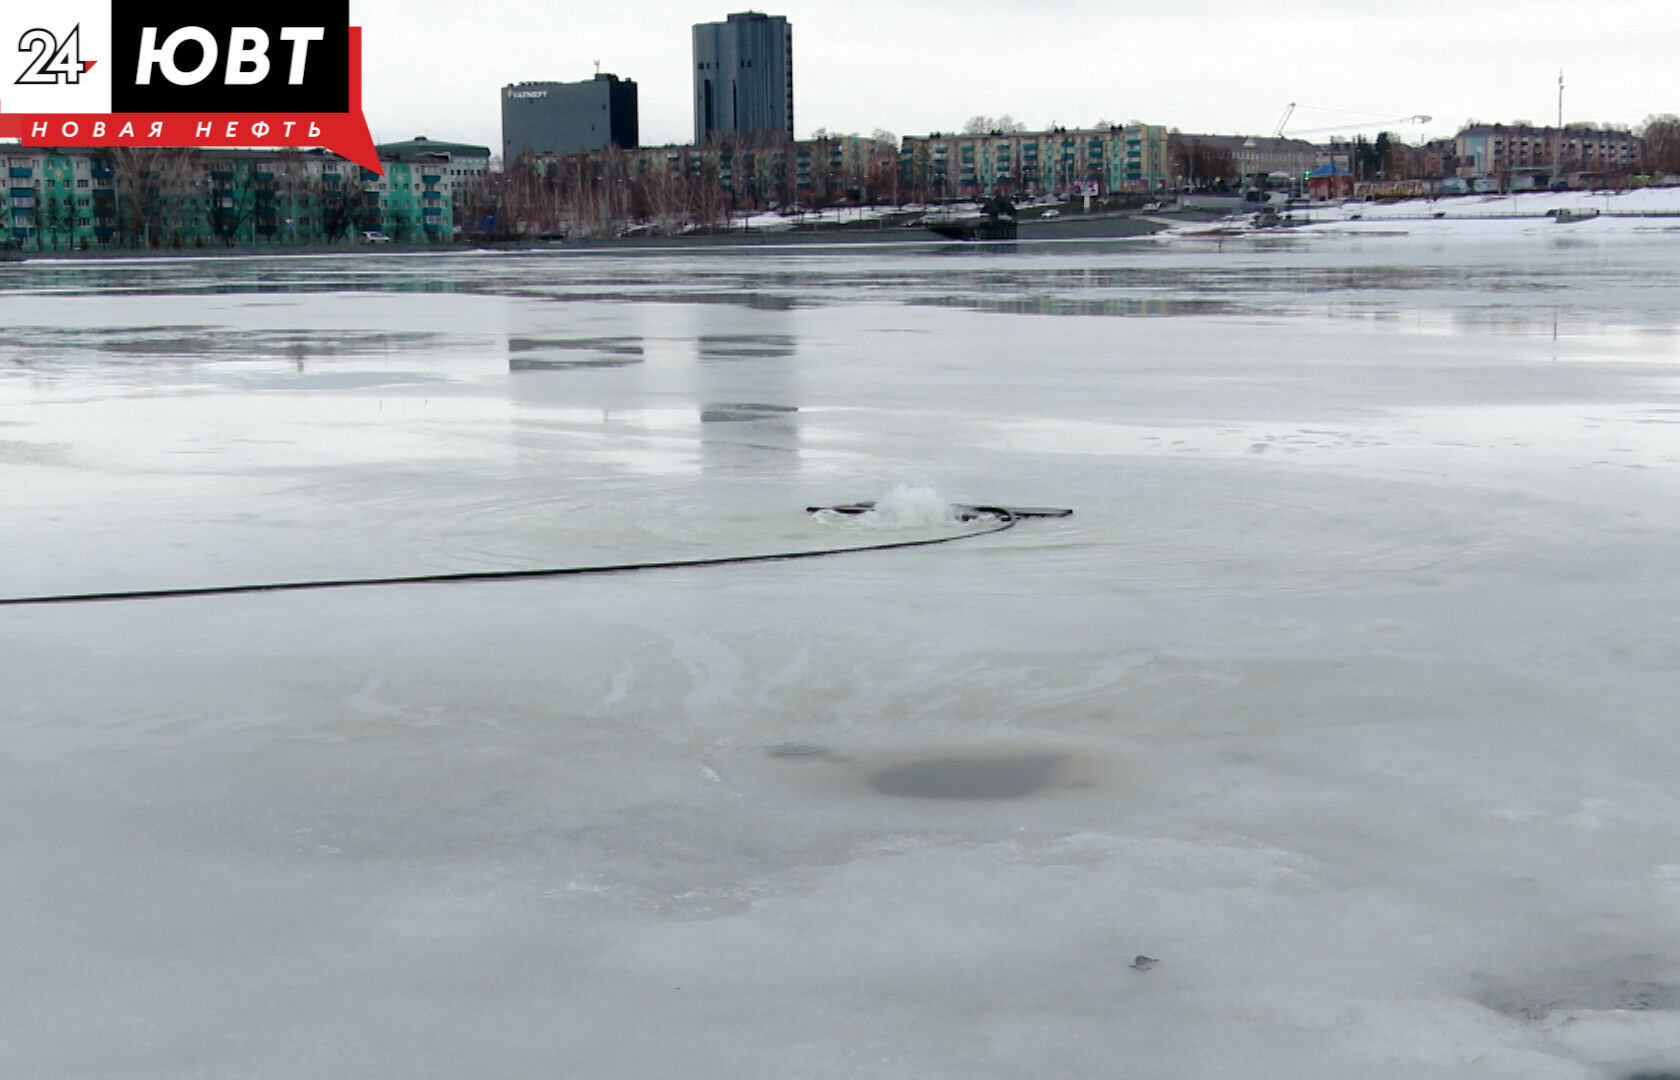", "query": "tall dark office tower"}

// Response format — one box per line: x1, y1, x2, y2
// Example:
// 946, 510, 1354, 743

502, 73, 639, 162
692, 12, 793, 144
